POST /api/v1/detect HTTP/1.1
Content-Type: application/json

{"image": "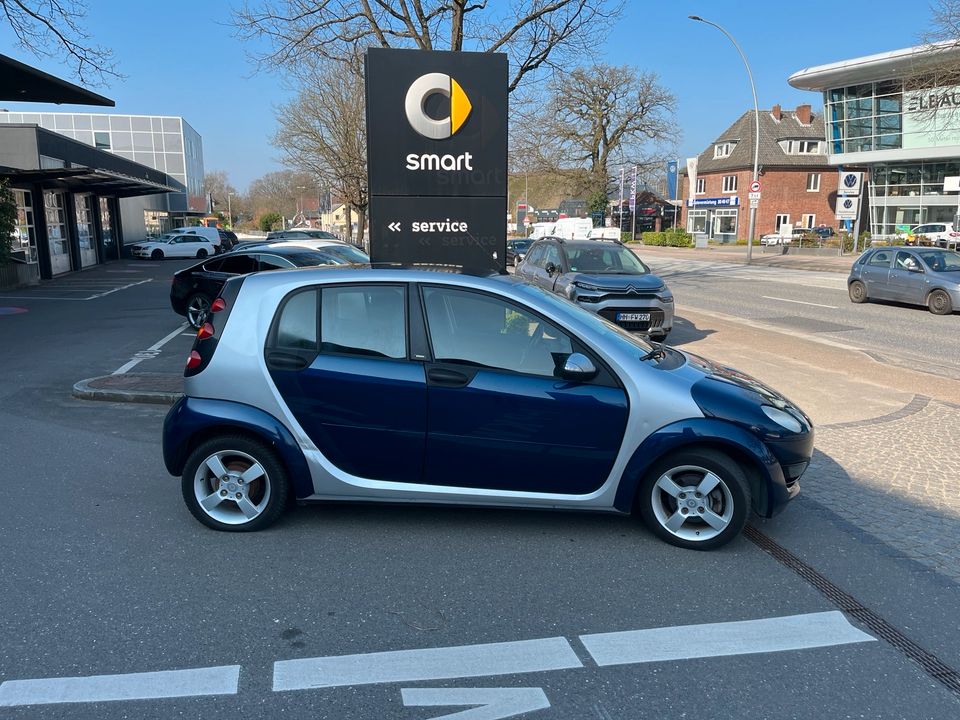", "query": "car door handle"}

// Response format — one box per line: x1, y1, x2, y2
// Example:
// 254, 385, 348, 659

266, 351, 310, 371
427, 367, 471, 386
